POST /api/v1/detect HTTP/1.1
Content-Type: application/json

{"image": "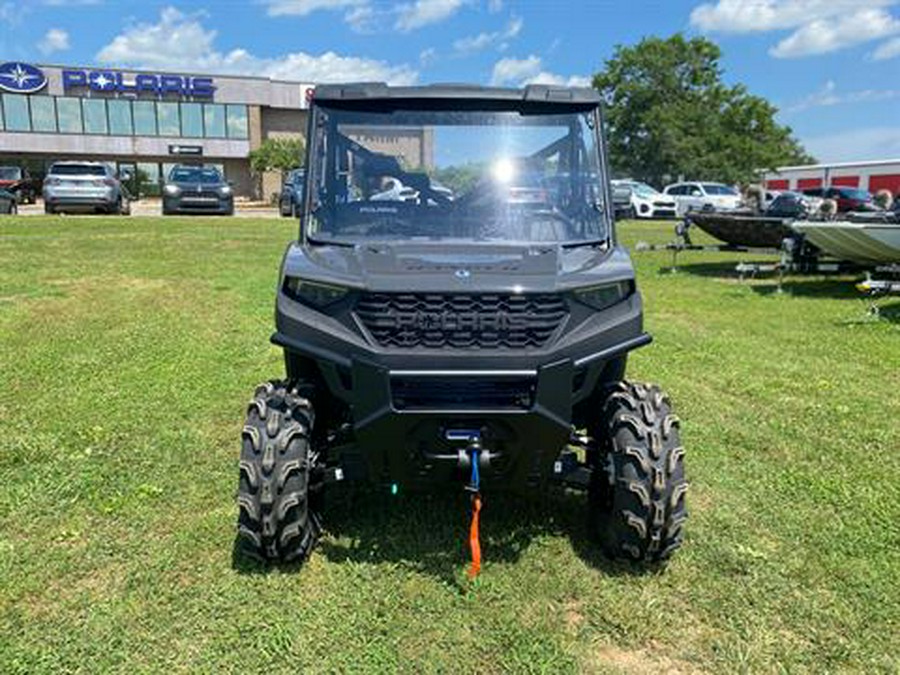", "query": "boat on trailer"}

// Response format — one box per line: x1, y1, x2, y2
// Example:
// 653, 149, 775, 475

687, 211, 796, 248
790, 219, 900, 264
